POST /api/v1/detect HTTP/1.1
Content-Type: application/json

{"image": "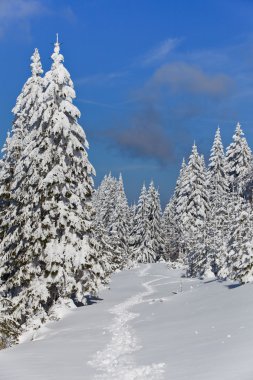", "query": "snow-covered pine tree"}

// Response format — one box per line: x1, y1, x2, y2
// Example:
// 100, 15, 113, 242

177, 144, 209, 277
163, 199, 175, 262
92, 173, 121, 274
207, 128, 229, 200
92, 174, 108, 221
206, 127, 230, 275
175, 157, 196, 263
93, 173, 118, 230
223, 199, 253, 283
109, 174, 130, 268
130, 181, 163, 263
0, 49, 44, 242
163, 158, 187, 262
0, 37, 103, 330
217, 190, 242, 279
91, 220, 115, 284
129, 184, 148, 262
226, 122, 252, 195
129, 202, 137, 237
145, 181, 164, 262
